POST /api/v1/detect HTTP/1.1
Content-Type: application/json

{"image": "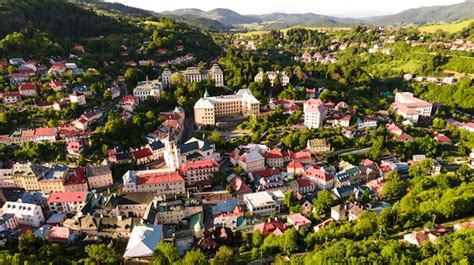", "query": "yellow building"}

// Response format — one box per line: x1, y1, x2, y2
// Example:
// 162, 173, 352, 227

194, 89, 260, 126
12, 163, 47, 191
